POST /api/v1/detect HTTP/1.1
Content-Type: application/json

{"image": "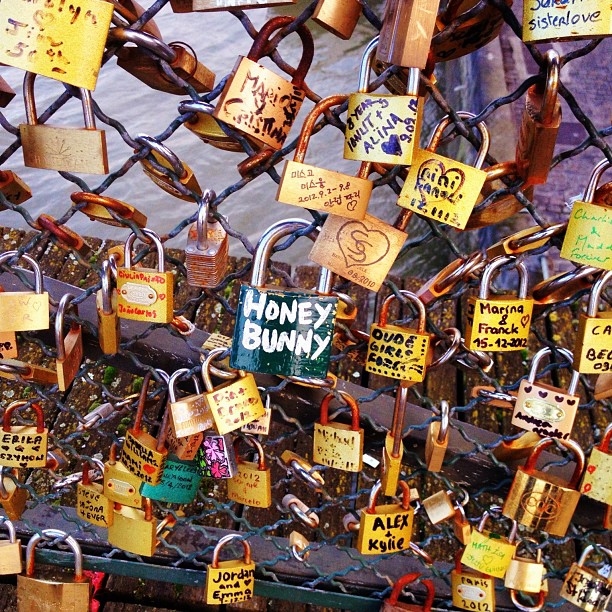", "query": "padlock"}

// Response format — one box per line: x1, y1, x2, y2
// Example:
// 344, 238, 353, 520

398, 111, 490, 230
241, 387, 272, 436
504, 537, 546, 593
464, 255, 534, 351
561, 544, 612, 612
76, 459, 113, 528
17, 529, 91, 611
560, 159, 612, 270
451, 551, 496, 611
313, 390, 364, 472
289, 530, 311, 561
574, 270, 612, 373
425, 400, 450, 472
366, 290, 430, 381
1, 400, 48, 468
376, 0, 441, 69
516, 50, 562, 186
502, 437, 585, 536
0, 517, 22, 574
170, 0, 294, 10
185, 190, 229, 288
0, 170, 32, 208
197, 433, 237, 478
0, 251, 49, 332
140, 453, 202, 504
512, 347, 580, 439
453, 504, 471, 545
96, 258, 120, 355
345, 37, 420, 165
205, 534, 255, 606
277, 95, 373, 219
122, 371, 168, 485
312, 0, 361, 39
0, 77, 15, 108
230, 219, 338, 378
54, 293, 83, 392
381, 381, 408, 496
212, 16, 314, 150
461, 508, 518, 578
580, 422, 612, 505
0, 468, 29, 521
117, 228, 174, 323
19, 73, 108, 174
103, 441, 143, 508
382, 572, 434, 611
203, 349, 265, 434
71, 192, 148, 229
110, 27, 215, 95
422, 487, 466, 526
357, 480, 415, 555
168, 367, 213, 438
227, 435, 272, 508
135, 134, 202, 201
108, 497, 157, 557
